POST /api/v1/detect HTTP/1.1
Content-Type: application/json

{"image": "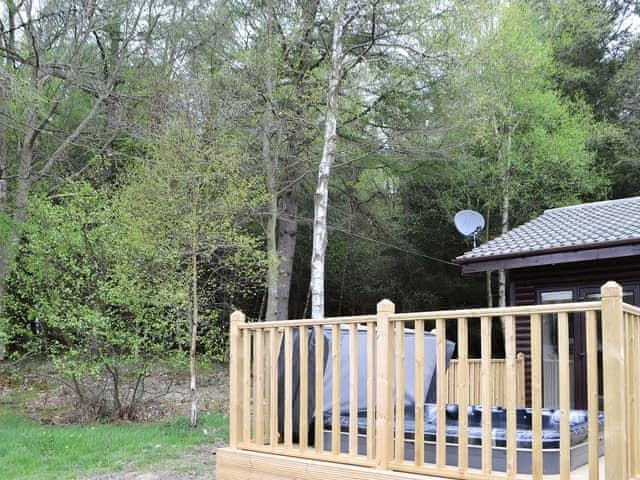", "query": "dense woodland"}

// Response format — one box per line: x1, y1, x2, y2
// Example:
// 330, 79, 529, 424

0, 0, 639, 422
